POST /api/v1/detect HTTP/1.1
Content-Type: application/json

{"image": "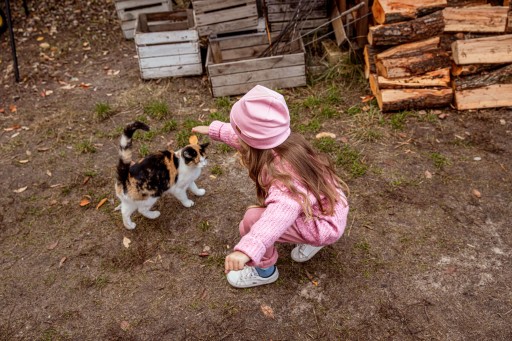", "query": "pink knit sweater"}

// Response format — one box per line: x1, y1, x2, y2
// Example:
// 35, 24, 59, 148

209, 121, 349, 264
